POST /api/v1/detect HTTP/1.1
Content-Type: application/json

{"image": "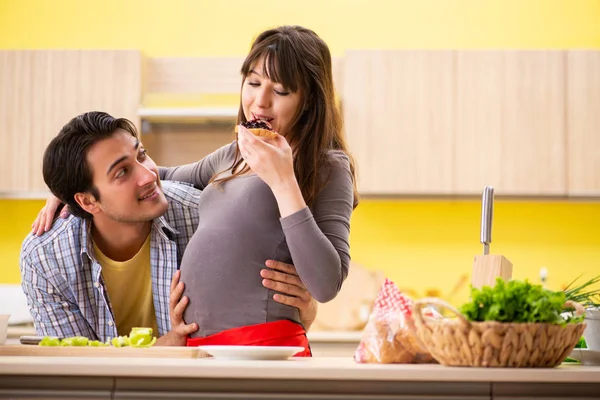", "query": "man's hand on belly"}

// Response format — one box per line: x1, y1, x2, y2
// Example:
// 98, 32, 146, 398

155, 270, 199, 346
260, 260, 318, 331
